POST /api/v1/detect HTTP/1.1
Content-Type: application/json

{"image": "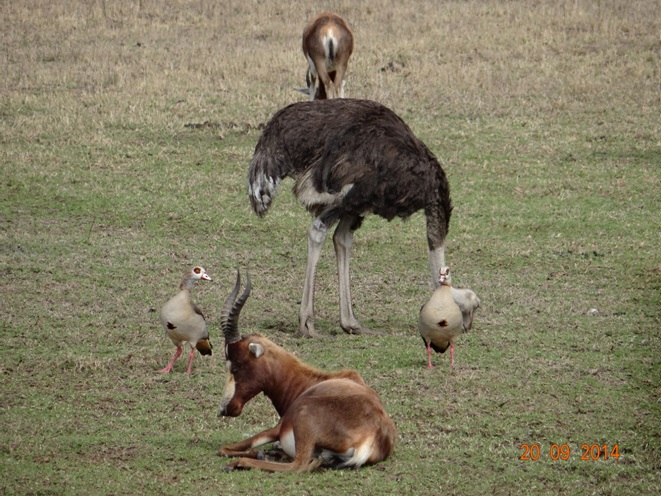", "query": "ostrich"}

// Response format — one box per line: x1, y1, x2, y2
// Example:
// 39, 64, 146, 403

248, 98, 455, 337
